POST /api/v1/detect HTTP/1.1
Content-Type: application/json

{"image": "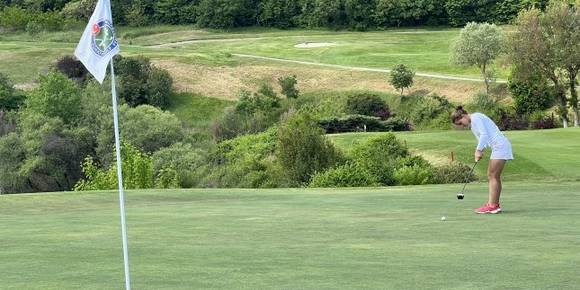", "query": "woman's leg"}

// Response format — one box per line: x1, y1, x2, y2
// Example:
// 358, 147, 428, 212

487, 159, 507, 205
